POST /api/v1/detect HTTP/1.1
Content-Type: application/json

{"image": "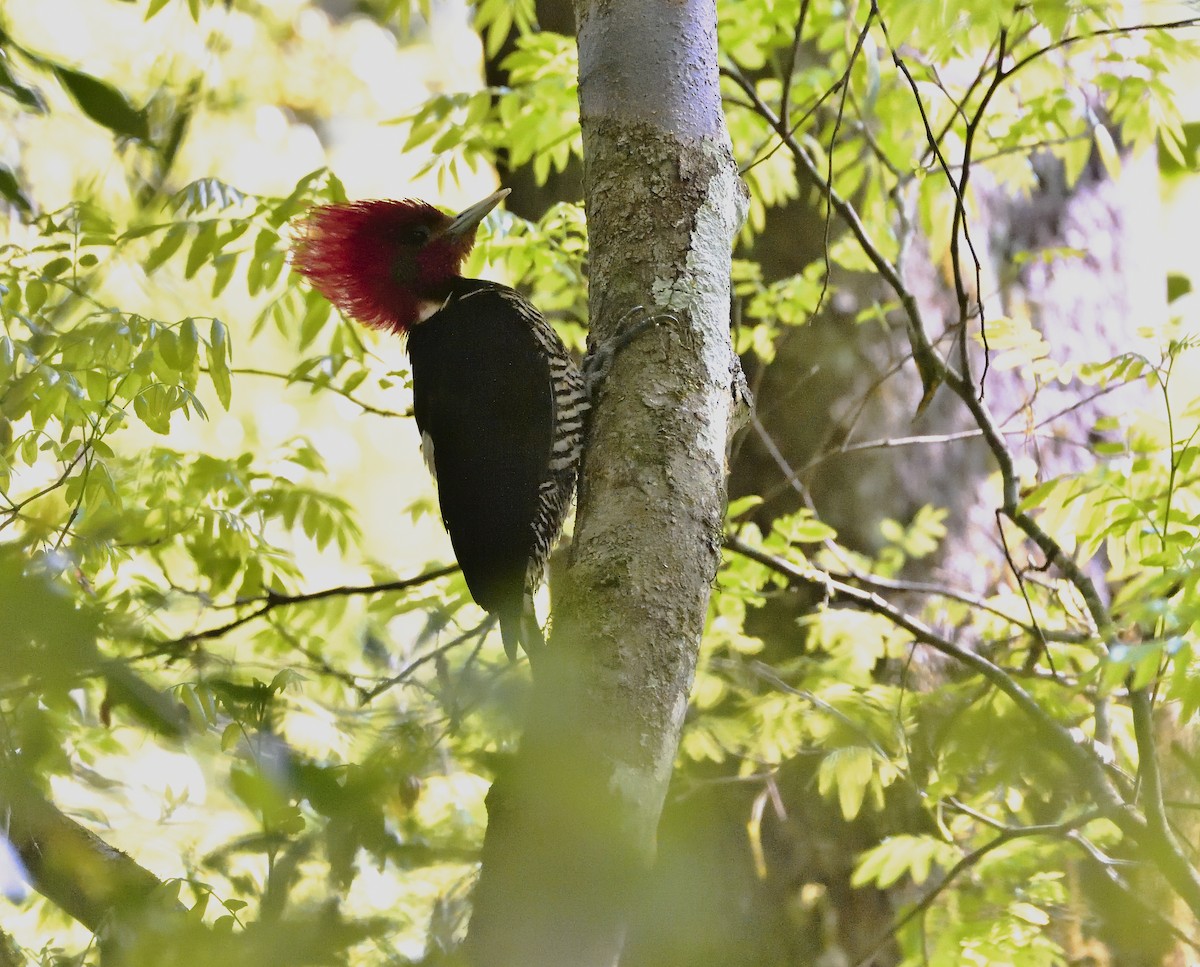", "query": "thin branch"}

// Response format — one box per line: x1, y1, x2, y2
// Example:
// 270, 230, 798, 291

710, 656, 893, 759
363, 617, 495, 702
1003, 17, 1200, 82
853, 810, 1100, 967
815, 9, 876, 321
994, 508, 1053, 669
226, 366, 412, 419
917, 20, 1036, 164
0, 776, 172, 933
807, 428, 984, 464
0, 448, 88, 534
722, 62, 952, 397
734, 77, 846, 177
149, 564, 460, 654
875, 6, 994, 391
777, 0, 811, 124
953, 132, 1092, 170
268, 617, 373, 701
725, 535, 1120, 799
821, 564, 1088, 645
1131, 686, 1195, 880
727, 534, 1200, 916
